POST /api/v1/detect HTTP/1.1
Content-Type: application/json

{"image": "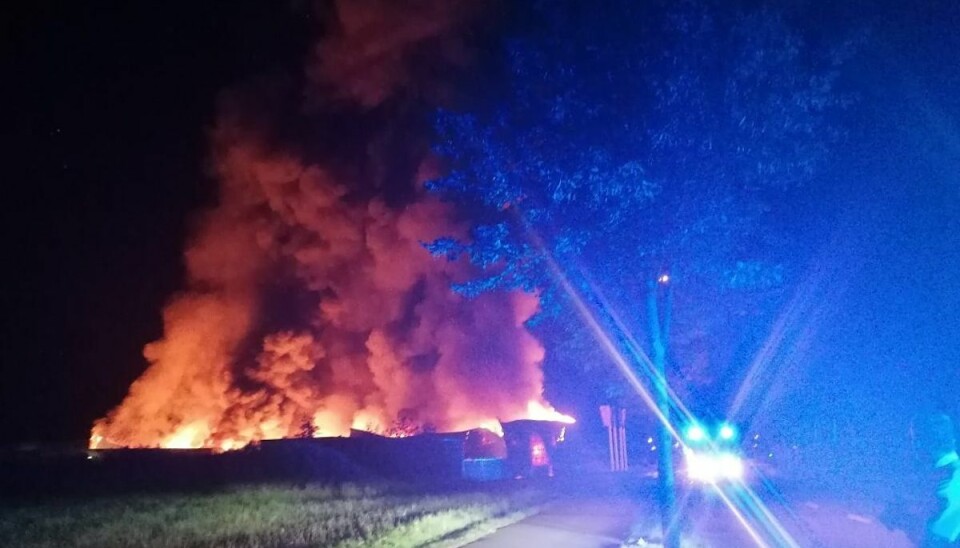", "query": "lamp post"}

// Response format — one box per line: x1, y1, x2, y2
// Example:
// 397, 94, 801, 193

647, 272, 680, 548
